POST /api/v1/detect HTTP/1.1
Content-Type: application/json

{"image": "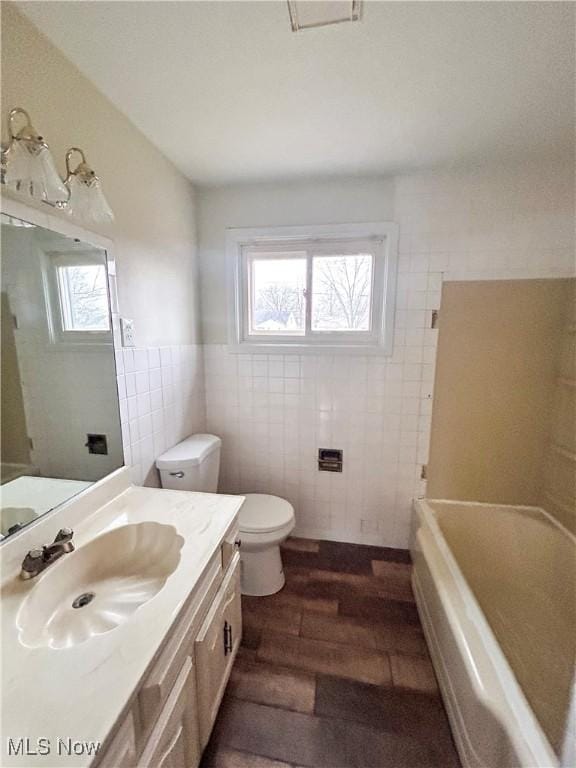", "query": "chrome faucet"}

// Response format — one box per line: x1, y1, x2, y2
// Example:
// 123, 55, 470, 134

20, 528, 75, 580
